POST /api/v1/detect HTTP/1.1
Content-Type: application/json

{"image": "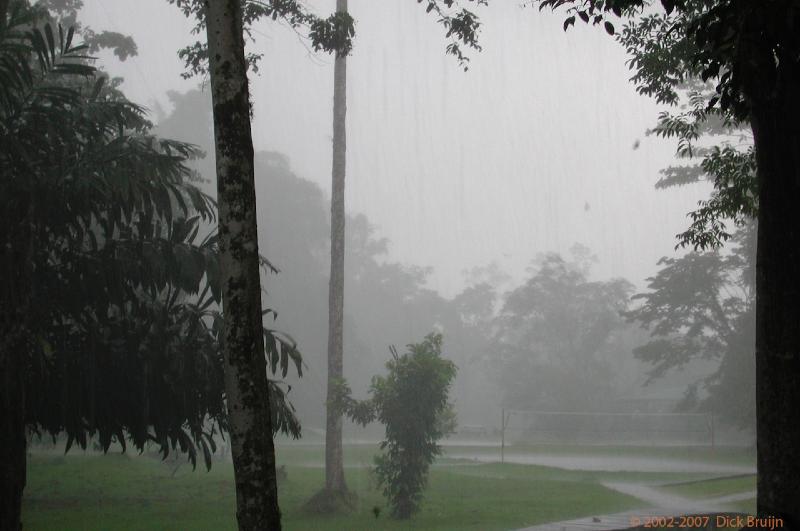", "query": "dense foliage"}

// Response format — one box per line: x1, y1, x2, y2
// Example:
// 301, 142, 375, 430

0, 1, 302, 471
334, 333, 457, 519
